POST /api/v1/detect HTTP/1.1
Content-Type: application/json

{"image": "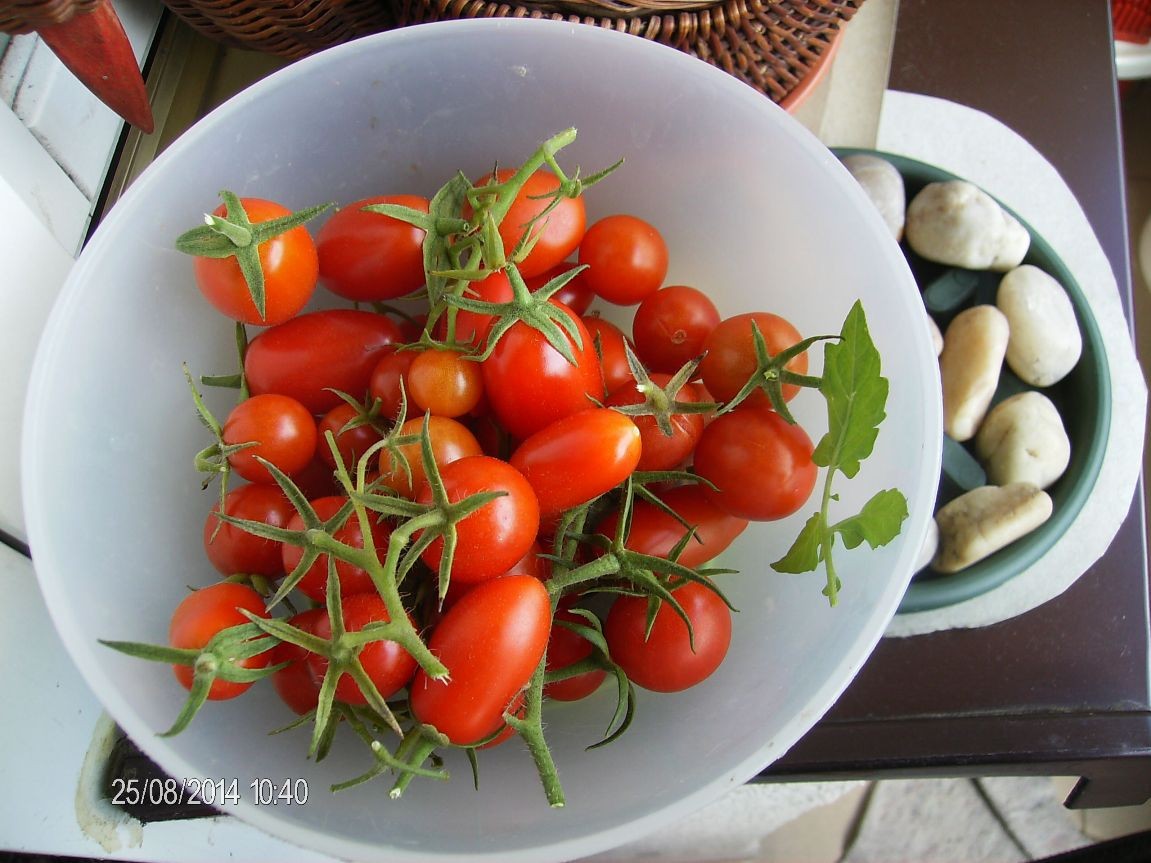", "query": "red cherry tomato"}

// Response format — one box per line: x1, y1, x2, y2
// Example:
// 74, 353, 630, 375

509, 408, 641, 518
632, 285, 721, 374
477, 169, 586, 278
604, 374, 709, 472
409, 574, 551, 745
378, 415, 483, 498
270, 607, 325, 715
168, 582, 271, 700
582, 315, 635, 396
316, 194, 428, 301
605, 580, 731, 693
415, 455, 540, 586
193, 198, 318, 327
407, 349, 484, 418
368, 350, 417, 421
244, 309, 403, 414
577, 214, 668, 305
699, 312, 809, 407
306, 593, 417, 704
692, 406, 817, 521
221, 393, 318, 484
544, 610, 607, 702
316, 402, 383, 471
476, 692, 526, 749
596, 484, 748, 568
203, 483, 295, 577
440, 270, 514, 348
280, 496, 392, 603
481, 301, 604, 441
526, 263, 596, 316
